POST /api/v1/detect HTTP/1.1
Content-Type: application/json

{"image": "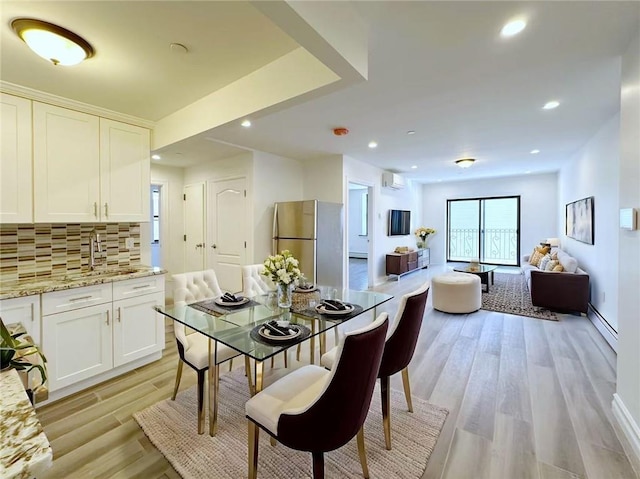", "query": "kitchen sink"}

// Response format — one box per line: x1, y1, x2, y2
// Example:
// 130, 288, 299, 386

62, 267, 141, 281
